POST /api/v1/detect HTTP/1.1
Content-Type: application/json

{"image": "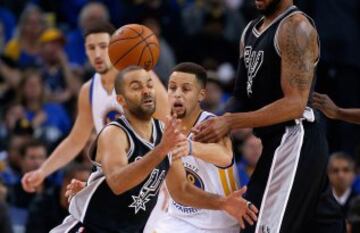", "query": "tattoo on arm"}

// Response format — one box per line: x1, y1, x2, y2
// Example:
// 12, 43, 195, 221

280, 16, 318, 92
